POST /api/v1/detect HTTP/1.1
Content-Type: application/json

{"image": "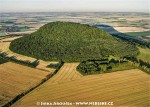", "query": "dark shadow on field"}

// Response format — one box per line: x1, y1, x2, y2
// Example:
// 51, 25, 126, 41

0, 52, 39, 67
93, 24, 150, 47
0, 51, 8, 57
2, 41, 13, 42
